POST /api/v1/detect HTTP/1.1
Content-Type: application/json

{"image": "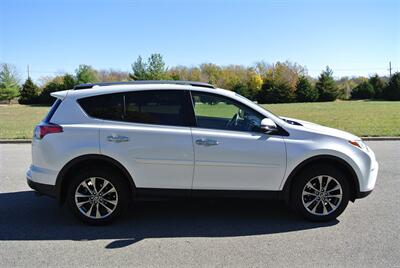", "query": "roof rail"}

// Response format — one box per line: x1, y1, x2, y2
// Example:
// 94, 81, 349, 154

73, 80, 216, 90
